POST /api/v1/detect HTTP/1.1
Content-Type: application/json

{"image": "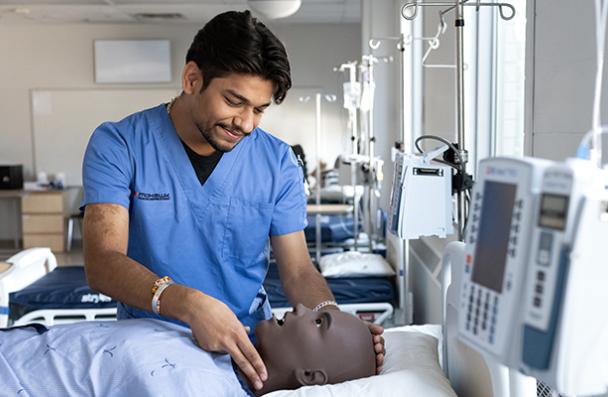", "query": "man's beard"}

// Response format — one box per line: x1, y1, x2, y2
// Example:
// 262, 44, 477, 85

198, 124, 247, 153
